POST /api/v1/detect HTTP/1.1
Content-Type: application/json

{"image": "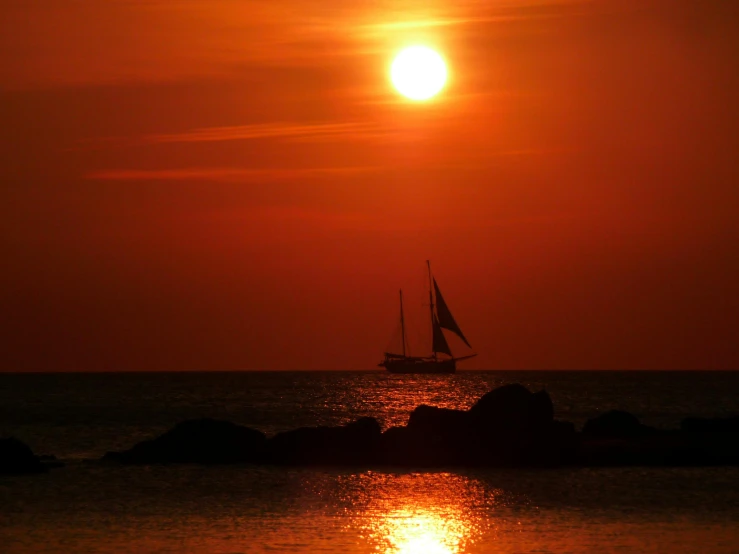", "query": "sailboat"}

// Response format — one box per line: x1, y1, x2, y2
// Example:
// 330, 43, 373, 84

379, 261, 476, 374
